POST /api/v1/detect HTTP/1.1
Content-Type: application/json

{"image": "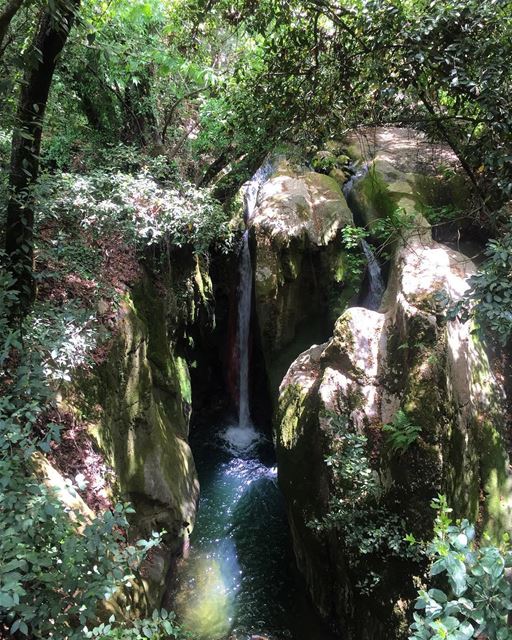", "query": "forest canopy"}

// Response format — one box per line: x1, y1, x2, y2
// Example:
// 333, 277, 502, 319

1, 0, 511, 325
